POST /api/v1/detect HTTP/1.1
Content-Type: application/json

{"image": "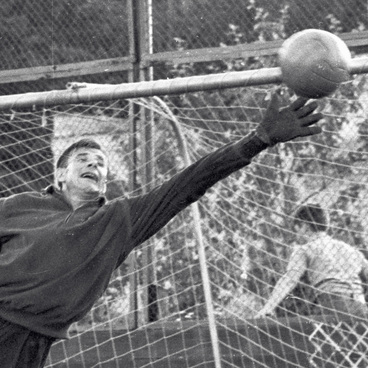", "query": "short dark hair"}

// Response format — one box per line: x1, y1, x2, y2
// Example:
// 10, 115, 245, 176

56, 139, 103, 168
293, 203, 328, 232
